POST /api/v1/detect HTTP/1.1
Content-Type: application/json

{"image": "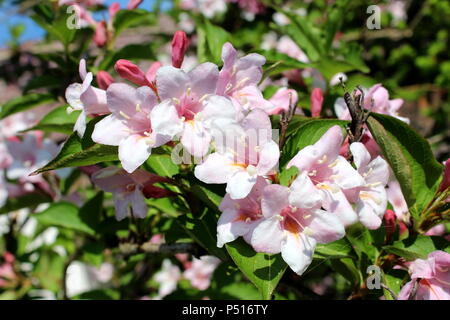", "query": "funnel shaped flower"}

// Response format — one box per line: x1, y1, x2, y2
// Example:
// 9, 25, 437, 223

216, 42, 273, 114
154, 259, 181, 298
115, 59, 151, 87
268, 87, 298, 115
287, 125, 365, 226
216, 176, 268, 247
151, 64, 237, 157
92, 83, 167, 173
398, 251, 450, 300
183, 256, 220, 290
194, 109, 278, 199
65, 59, 109, 136
386, 176, 409, 221
250, 184, 345, 275
92, 166, 165, 220
347, 142, 389, 229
